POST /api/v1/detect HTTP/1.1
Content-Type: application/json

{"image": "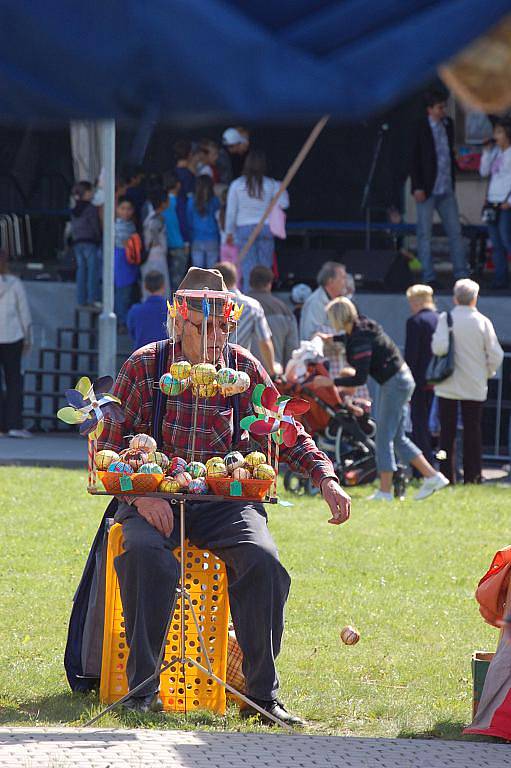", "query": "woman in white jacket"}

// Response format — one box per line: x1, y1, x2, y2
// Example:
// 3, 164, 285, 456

0, 250, 32, 437
431, 279, 503, 484
479, 118, 511, 289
